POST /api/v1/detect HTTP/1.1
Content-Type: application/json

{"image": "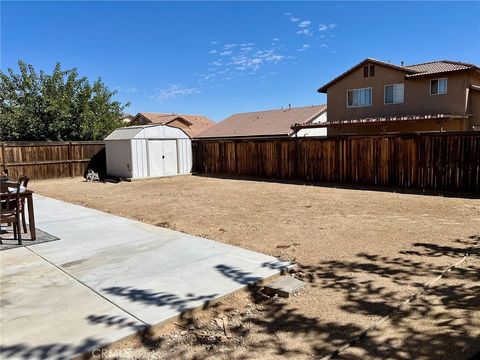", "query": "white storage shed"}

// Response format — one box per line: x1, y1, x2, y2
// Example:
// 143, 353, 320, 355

104, 124, 192, 179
